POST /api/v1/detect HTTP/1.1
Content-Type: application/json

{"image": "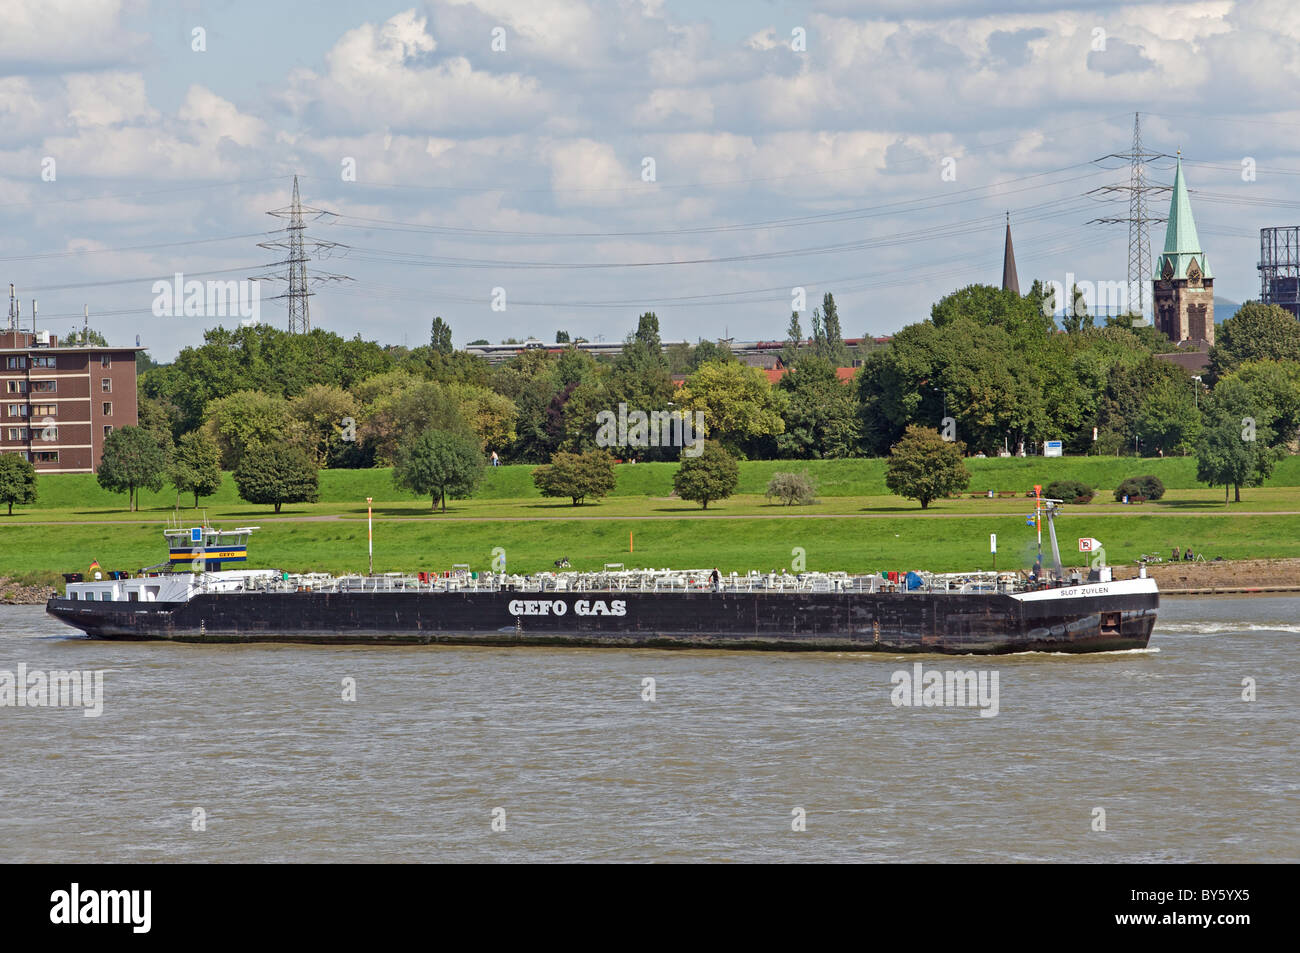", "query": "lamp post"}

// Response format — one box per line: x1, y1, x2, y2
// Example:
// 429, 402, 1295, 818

1192, 375, 1202, 410
366, 497, 373, 576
